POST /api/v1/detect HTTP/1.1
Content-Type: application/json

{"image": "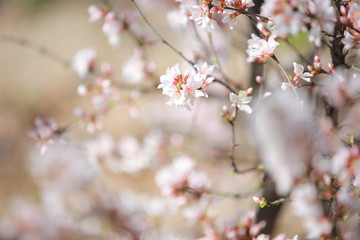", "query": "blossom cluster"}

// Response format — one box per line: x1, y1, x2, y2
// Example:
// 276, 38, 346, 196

158, 63, 214, 110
